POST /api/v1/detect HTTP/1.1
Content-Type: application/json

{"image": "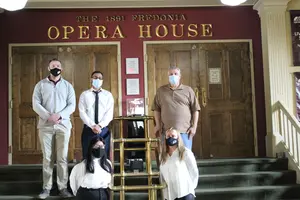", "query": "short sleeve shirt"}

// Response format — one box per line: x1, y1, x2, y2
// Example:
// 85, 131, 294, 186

151, 84, 200, 133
